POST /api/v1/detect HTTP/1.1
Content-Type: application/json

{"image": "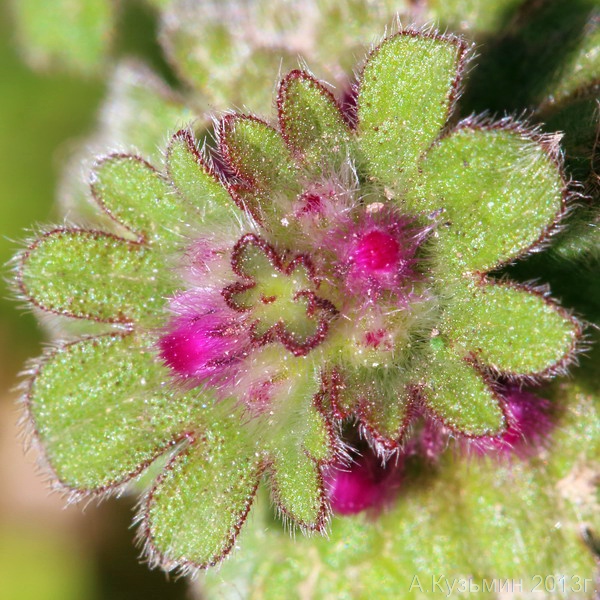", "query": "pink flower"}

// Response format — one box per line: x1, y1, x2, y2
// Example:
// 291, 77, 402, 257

159, 290, 251, 389
325, 205, 427, 303
325, 445, 403, 515
465, 386, 555, 457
